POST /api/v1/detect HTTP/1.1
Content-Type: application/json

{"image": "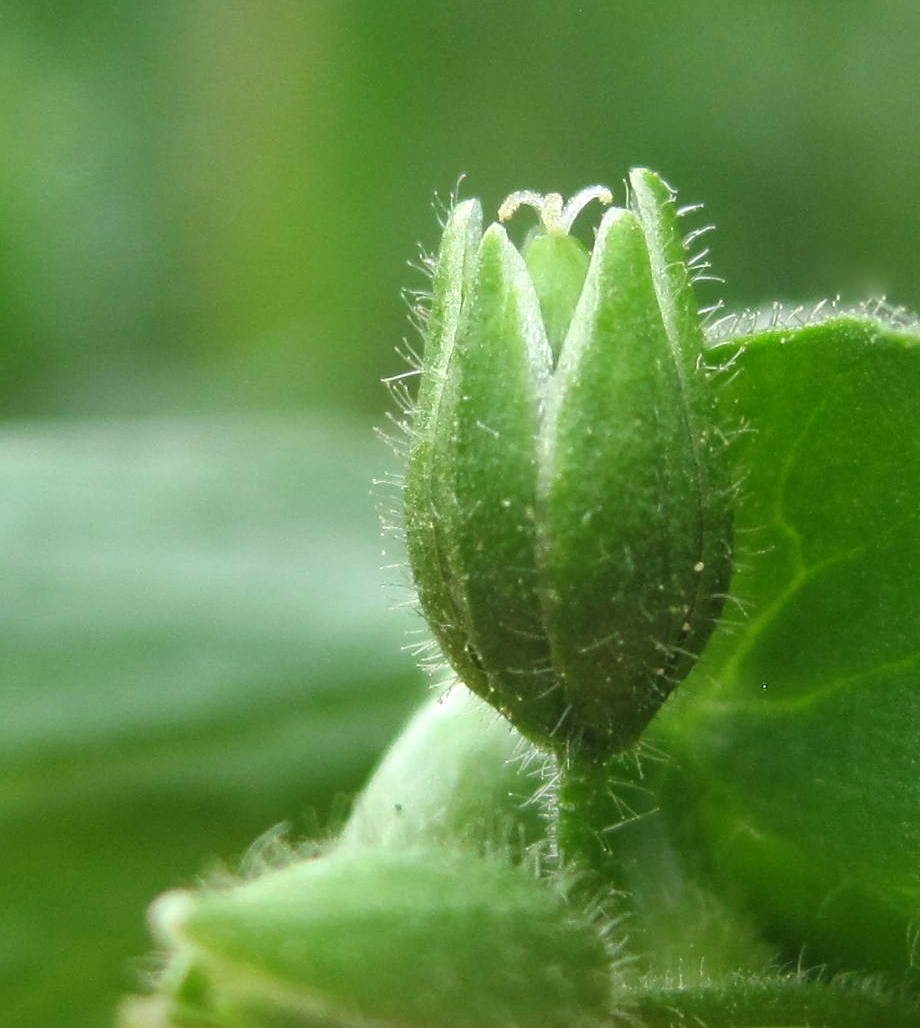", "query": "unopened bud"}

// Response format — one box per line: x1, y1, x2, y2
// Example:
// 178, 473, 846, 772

133, 849, 612, 1027
404, 169, 733, 759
